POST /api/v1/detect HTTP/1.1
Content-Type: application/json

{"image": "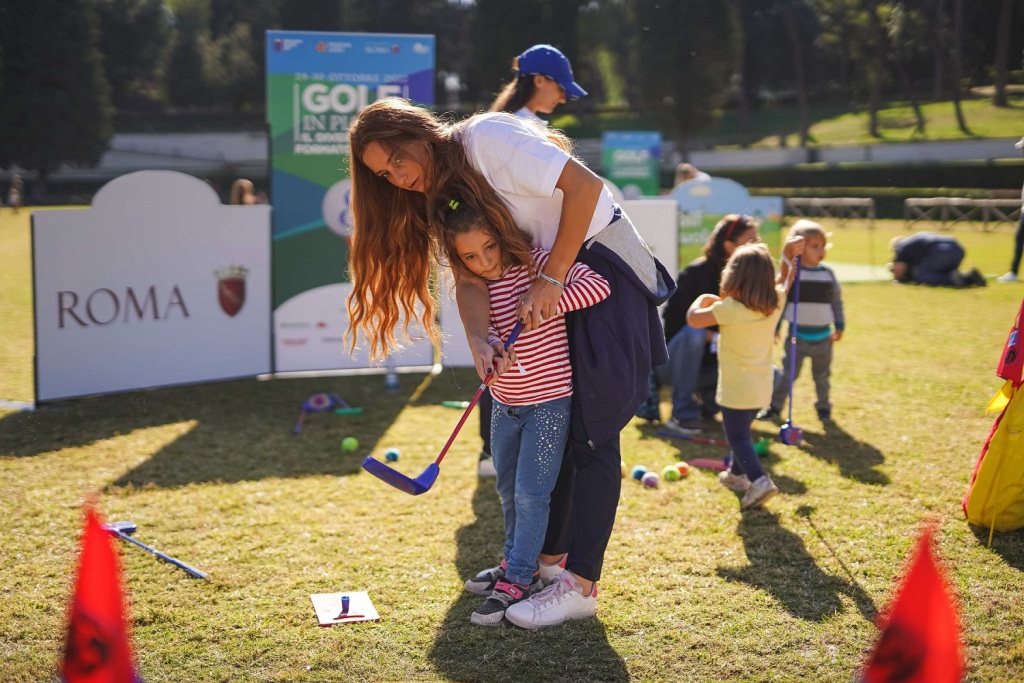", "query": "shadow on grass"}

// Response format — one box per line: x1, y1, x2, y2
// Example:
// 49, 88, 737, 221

969, 525, 1024, 572
716, 508, 877, 624
0, 373, 420, 488
800, 420, 890, 485
427, 479, 630, 683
